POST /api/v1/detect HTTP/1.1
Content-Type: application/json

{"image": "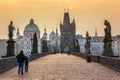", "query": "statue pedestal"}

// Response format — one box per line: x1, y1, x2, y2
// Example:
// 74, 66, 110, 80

103, 40, 114, 57
6, 40, 15, 57
85, 44, 90, 54
103, 50, 114, 57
